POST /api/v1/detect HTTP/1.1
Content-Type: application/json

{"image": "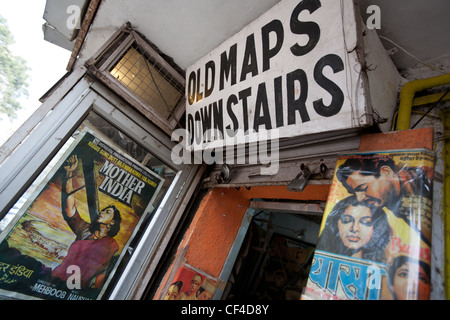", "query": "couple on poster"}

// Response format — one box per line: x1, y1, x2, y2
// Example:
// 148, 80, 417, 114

303, 149, 433, 300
